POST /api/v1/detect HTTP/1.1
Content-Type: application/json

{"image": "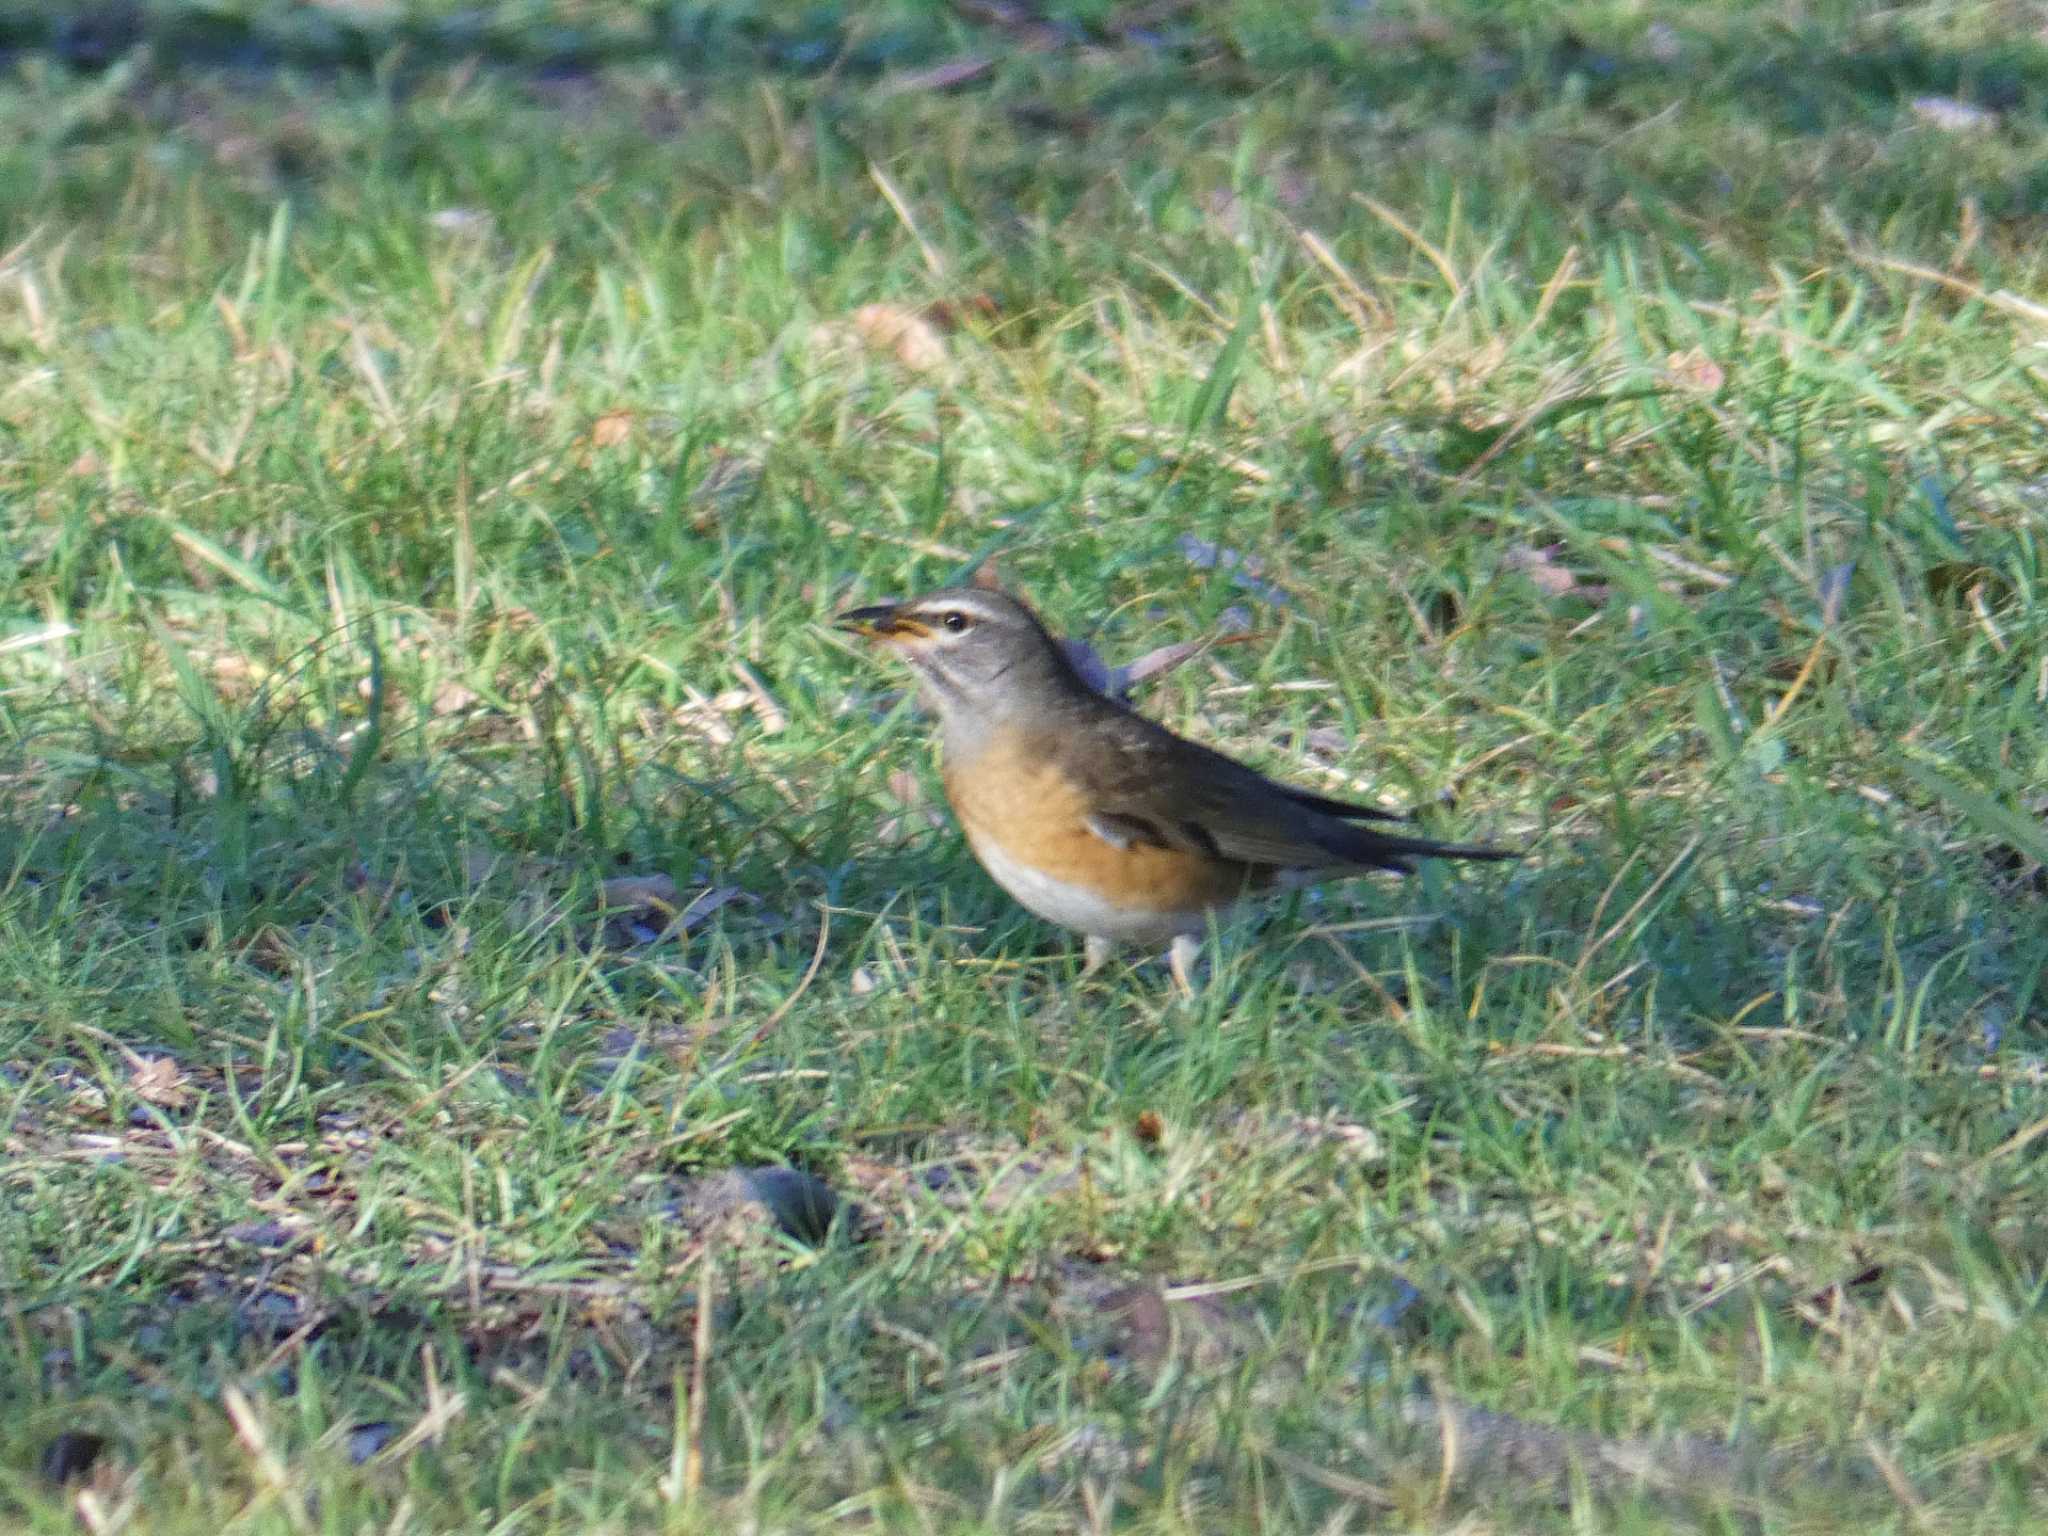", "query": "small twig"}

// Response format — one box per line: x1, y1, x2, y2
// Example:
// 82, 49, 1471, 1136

1863, 1438, 1929, 1527
1760, 632, 1831, 733
868, 163, 945, 281
733, 903, 832, 1056
1570, 835, 1702, 986
730, 660, 787, 734
1967, 580, 2009, 654
1317, 933, 1410, 1020
1432, 1389, 1460, 1516
1296, 226, 1387, 328
1254, 1439, 1396, 1507
374, 1344, 467, 1464
1980, 1112, 2048, 1168
867, 1315, 948, 1370
249, 1311, 330, 1379
1353, 194, 1462, 297
222, 1384, 314, 1534
685, 1256, 714, 1503
1165, 1253, 1381, 1301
